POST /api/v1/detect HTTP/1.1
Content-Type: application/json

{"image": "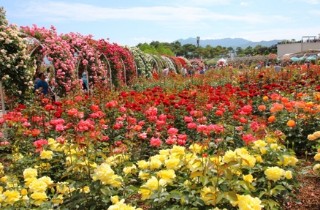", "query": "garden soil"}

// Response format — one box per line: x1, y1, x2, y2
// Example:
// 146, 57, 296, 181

284, 159, 320, 210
